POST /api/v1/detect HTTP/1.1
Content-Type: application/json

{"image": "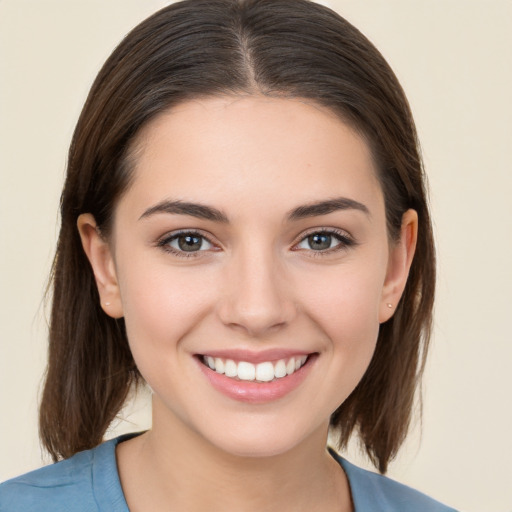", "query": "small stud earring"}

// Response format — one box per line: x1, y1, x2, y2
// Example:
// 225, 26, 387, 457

105, 302, 111, 306
386, 303, 393, 308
